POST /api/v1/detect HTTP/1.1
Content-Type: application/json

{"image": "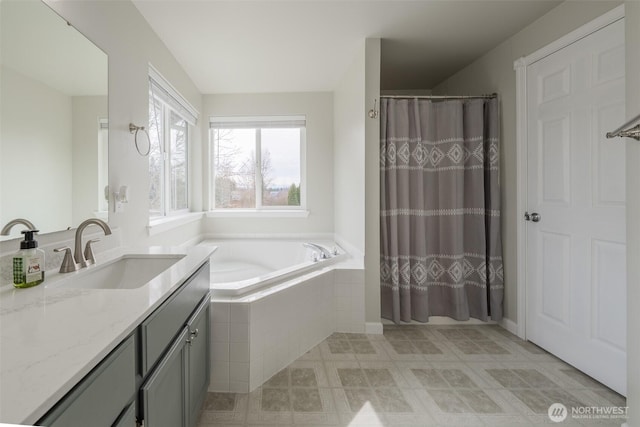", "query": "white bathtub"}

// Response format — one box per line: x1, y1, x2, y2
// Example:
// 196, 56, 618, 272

199, 239, 346, 297
200, 238, 363, 393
